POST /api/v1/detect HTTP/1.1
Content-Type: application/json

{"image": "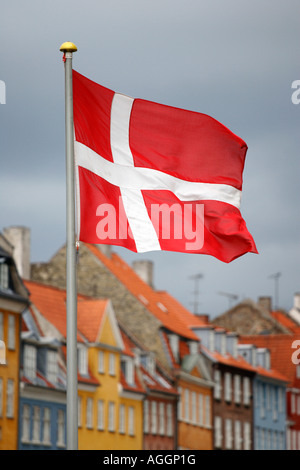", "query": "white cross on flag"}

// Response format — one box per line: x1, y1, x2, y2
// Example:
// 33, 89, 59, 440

73, 70, 257, 263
